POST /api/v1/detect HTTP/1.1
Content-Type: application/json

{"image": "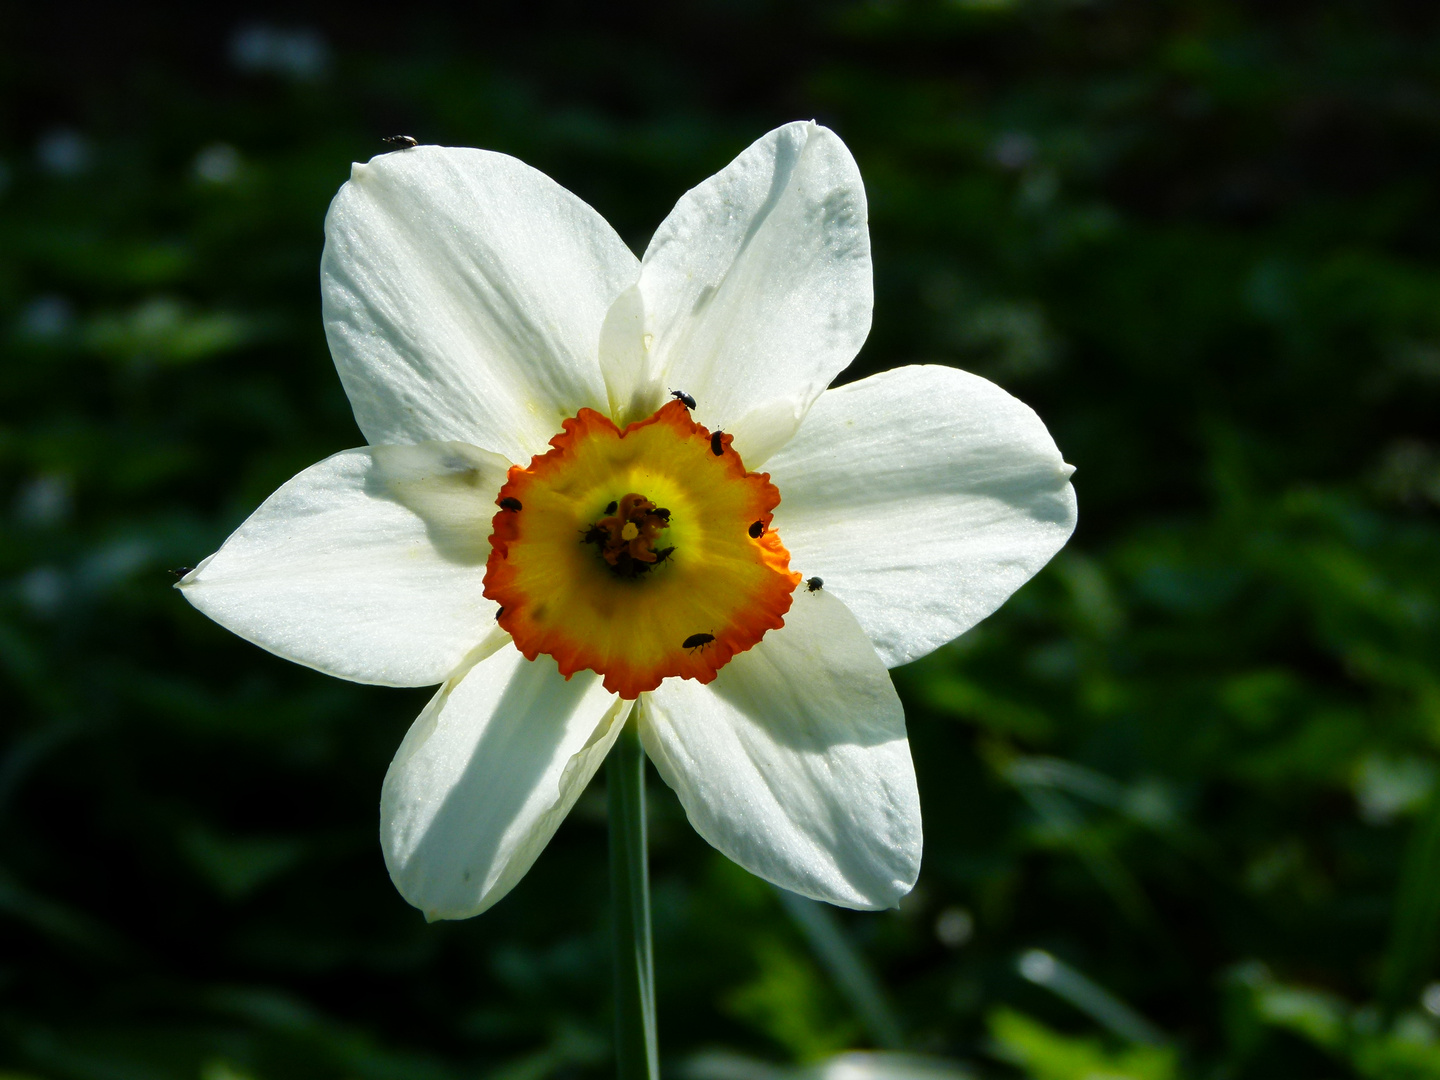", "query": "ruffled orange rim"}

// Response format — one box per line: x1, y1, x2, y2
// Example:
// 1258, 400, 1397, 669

484, 400, 800, 698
